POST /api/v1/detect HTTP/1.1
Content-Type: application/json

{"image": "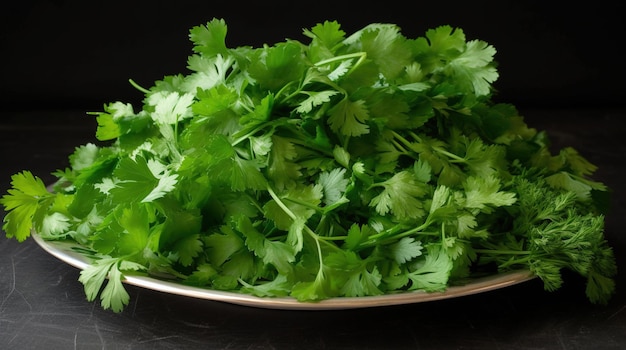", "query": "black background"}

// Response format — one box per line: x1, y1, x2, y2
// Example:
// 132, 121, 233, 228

2, 0, 625, 110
